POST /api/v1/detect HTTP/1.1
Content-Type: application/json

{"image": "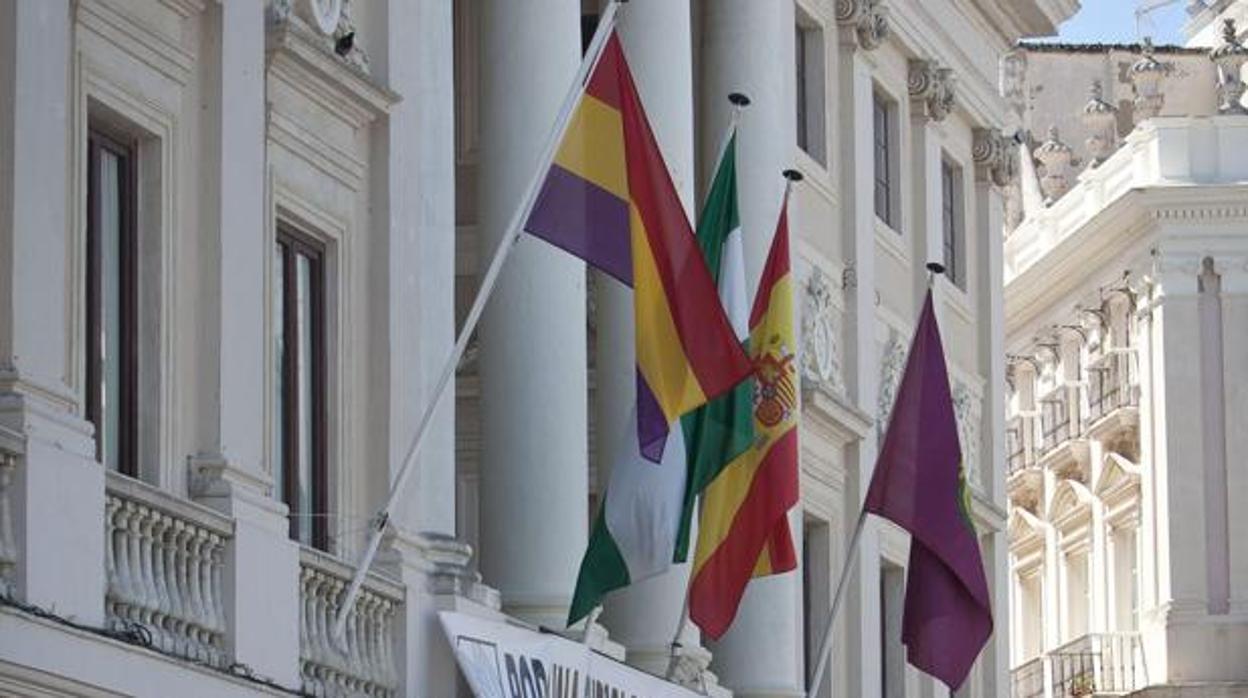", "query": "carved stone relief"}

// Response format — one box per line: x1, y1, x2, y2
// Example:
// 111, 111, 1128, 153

952, 380, 983, 490
877, 329, 907, 445
835, 0, 889, 51
908, 59, 956, 122
973, 127, 1017, 188
801, 268, 845, 396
